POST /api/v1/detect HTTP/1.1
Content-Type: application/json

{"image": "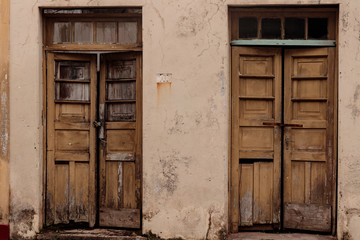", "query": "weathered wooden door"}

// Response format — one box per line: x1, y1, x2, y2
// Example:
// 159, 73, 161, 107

46, 53, 97, 226
231, 47, 282, 231
98, 53, 142, 228
283, 48, 335, 232
46, 52, 142, 228
231, 47, 336, 232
